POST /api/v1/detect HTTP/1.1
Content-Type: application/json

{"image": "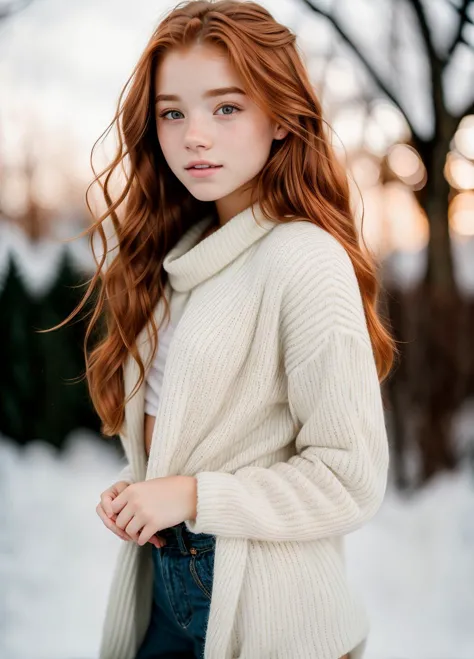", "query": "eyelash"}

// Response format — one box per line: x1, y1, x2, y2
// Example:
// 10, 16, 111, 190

158, 103, 241, 120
